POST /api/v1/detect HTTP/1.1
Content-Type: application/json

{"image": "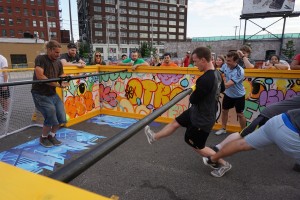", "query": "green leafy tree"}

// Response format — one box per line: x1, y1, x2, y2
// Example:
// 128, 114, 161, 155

282, 40, 296, 60
138, 42, 157, 58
